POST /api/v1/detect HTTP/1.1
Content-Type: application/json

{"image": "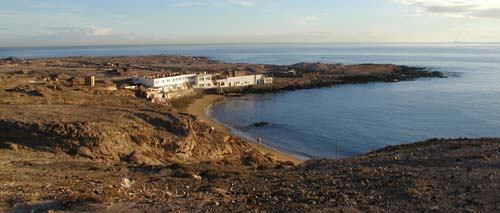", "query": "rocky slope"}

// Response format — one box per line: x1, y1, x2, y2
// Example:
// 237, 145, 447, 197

0, 104, 256, 165
0, 55, 445, 166
0, 55, 466, 212
1, 138, 500, 212
0, 58, 280, 166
